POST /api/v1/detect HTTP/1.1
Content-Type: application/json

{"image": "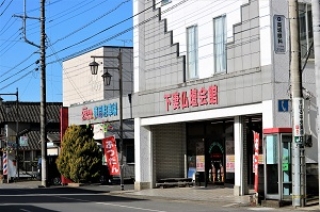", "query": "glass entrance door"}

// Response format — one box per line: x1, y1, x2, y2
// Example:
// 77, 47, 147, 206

281, 134, 292, 199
